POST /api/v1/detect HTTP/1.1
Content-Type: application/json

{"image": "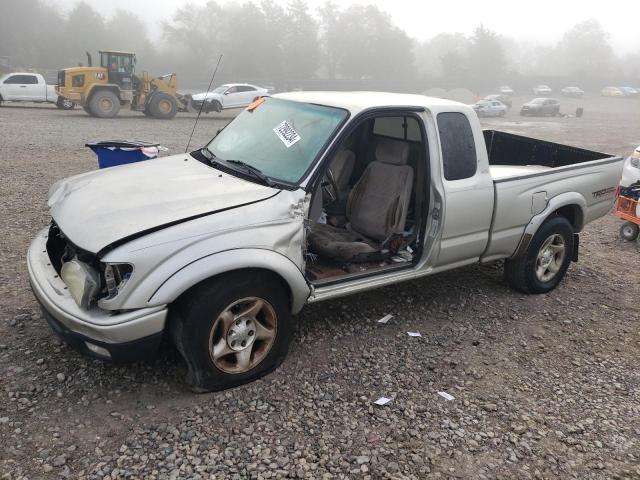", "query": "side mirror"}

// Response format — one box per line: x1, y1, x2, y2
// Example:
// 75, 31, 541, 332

223, 91, 229, 95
